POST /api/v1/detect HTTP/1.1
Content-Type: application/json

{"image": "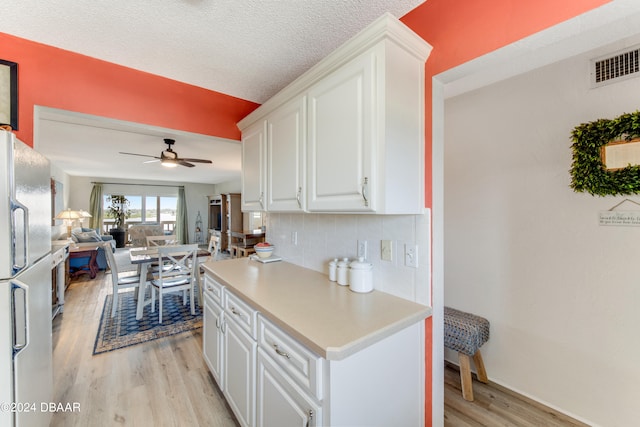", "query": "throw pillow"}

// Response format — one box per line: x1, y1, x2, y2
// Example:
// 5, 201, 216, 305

73, 230, 103, 243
